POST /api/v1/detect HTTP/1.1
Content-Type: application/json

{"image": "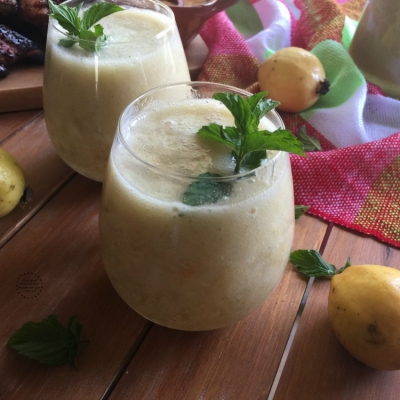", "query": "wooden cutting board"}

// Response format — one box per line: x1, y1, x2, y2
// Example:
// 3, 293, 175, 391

0, 64, 44, 113
0, 36, 208, 114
